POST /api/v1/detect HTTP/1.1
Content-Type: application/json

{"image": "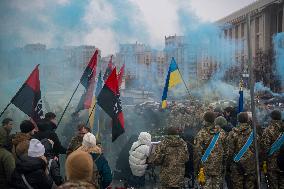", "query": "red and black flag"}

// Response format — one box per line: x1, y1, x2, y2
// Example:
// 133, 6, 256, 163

80, 49, 99, 88
11, 65, 43, 121
117, 64, 125, 87
103, 55, 114, 81
76, 50, 99, 112
97, 67, 125, 142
